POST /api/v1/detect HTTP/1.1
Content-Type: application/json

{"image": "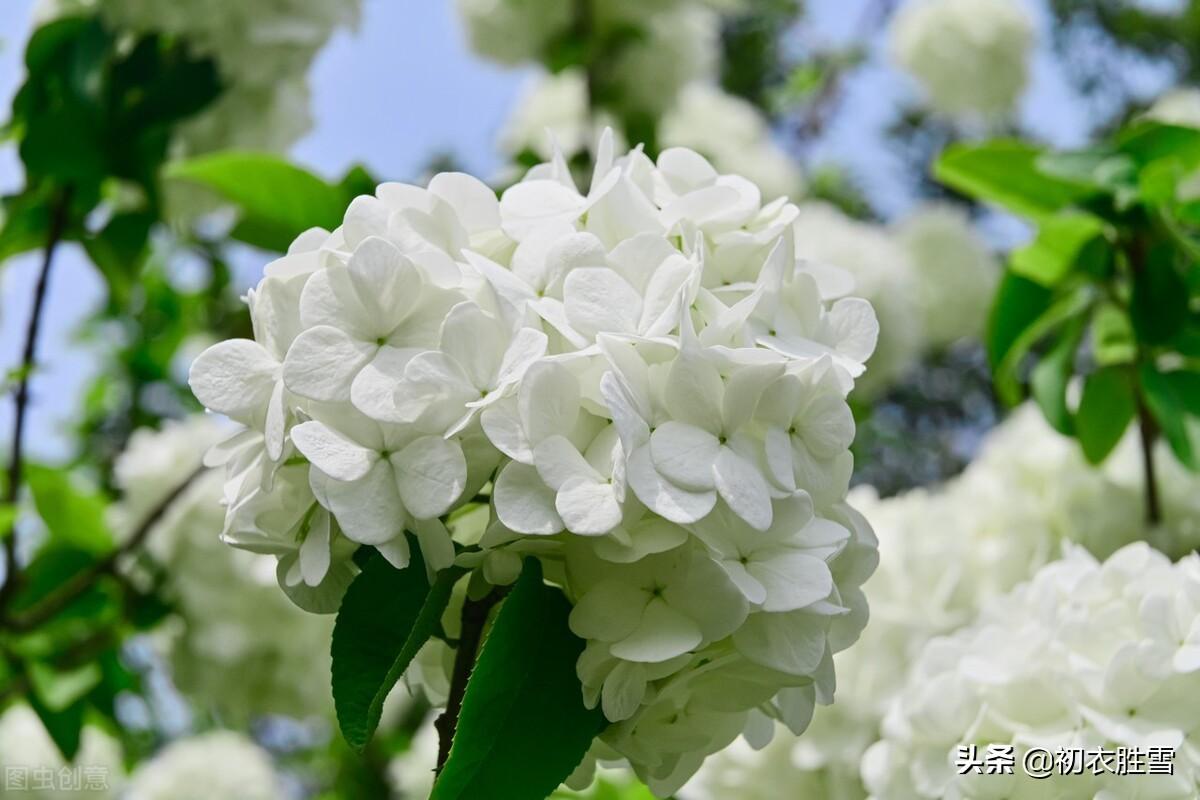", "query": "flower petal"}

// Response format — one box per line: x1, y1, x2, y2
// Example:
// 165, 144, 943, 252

292, 421, 377, 482
391, 436, 467, 519
283, 325, 375, 402
610, 598, 702, 663
493, 462, 563, 535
